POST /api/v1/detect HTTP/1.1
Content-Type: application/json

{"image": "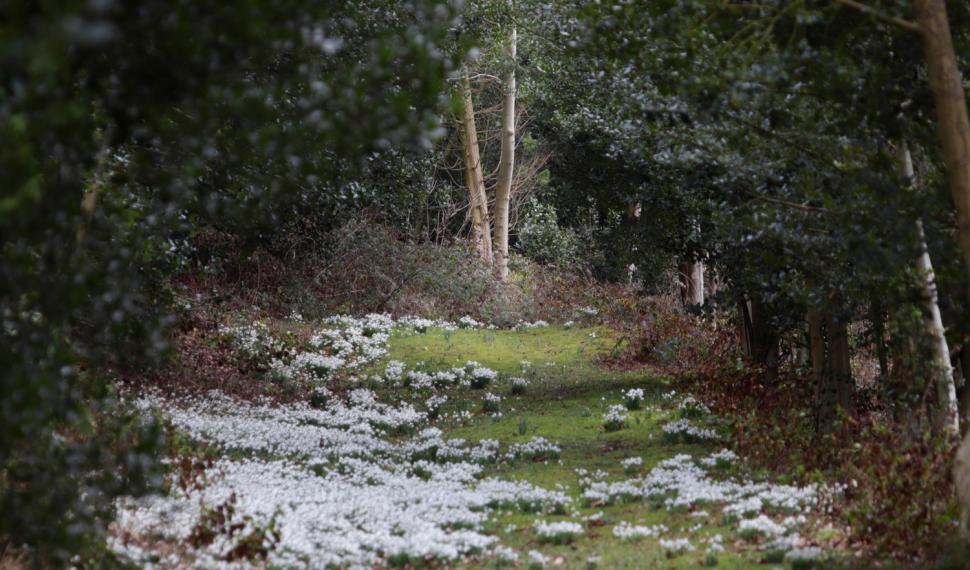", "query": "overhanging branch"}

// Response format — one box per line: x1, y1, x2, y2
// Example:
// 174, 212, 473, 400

831, 0, 920, 33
